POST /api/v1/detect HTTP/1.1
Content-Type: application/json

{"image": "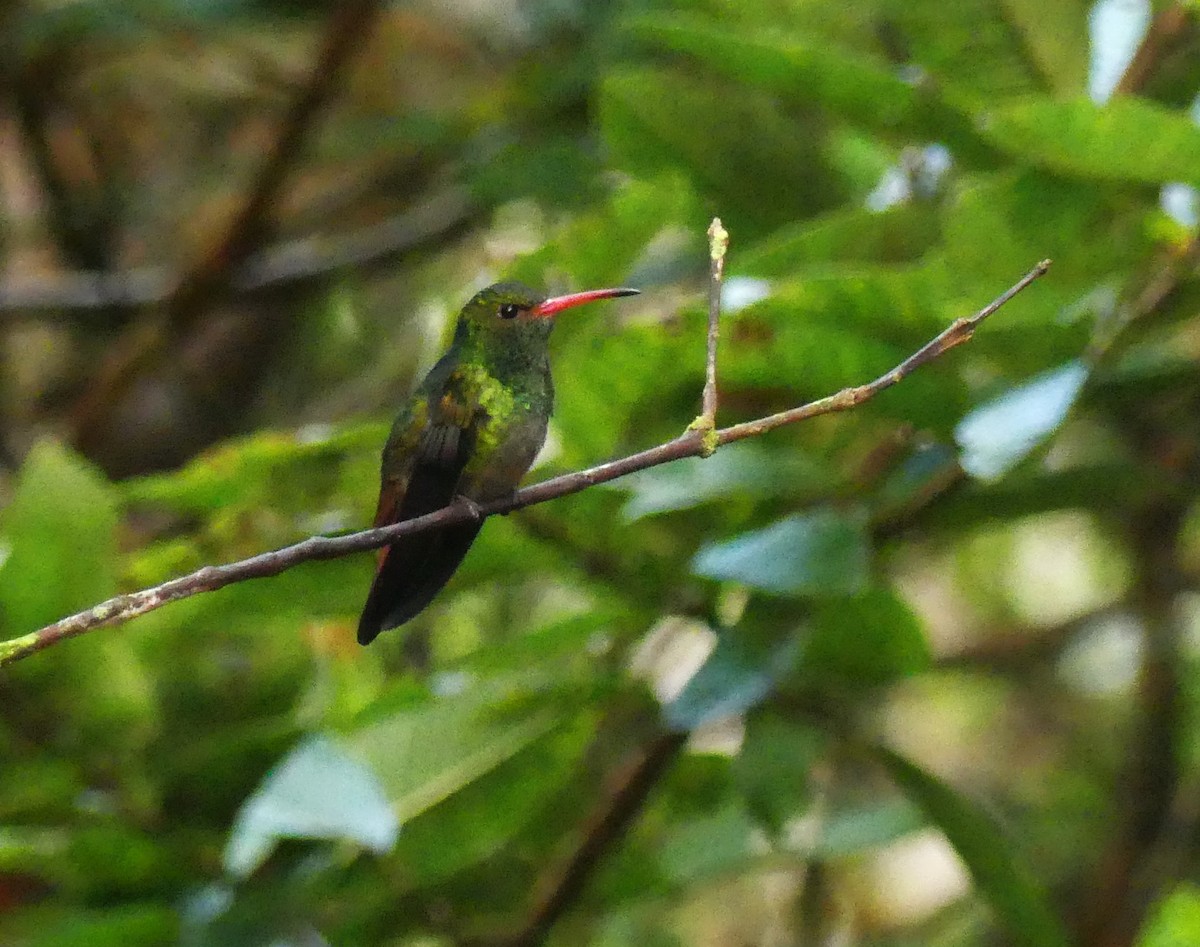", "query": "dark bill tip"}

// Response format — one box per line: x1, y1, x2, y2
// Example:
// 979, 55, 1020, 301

531, 287, 640, 318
